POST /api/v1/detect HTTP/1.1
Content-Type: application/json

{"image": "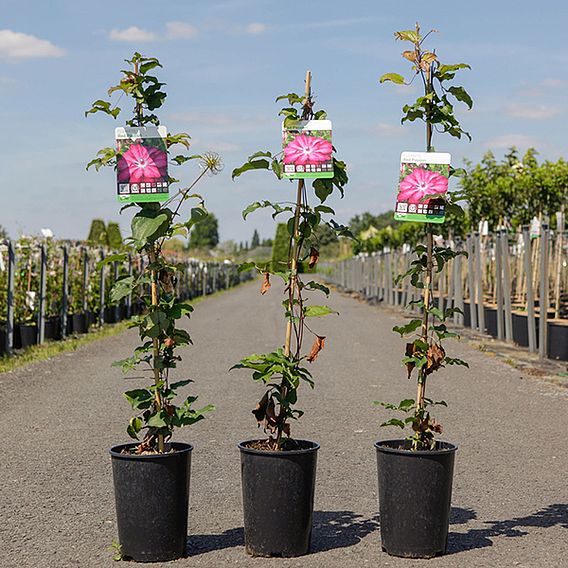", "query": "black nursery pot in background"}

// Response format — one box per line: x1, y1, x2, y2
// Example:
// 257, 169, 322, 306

375, 439, 457, 559
71, 313, 88, 335
109, 442, 192, 562
238, 440, 319, 557
44, 316, 62, 340
14, 323, 38, 349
